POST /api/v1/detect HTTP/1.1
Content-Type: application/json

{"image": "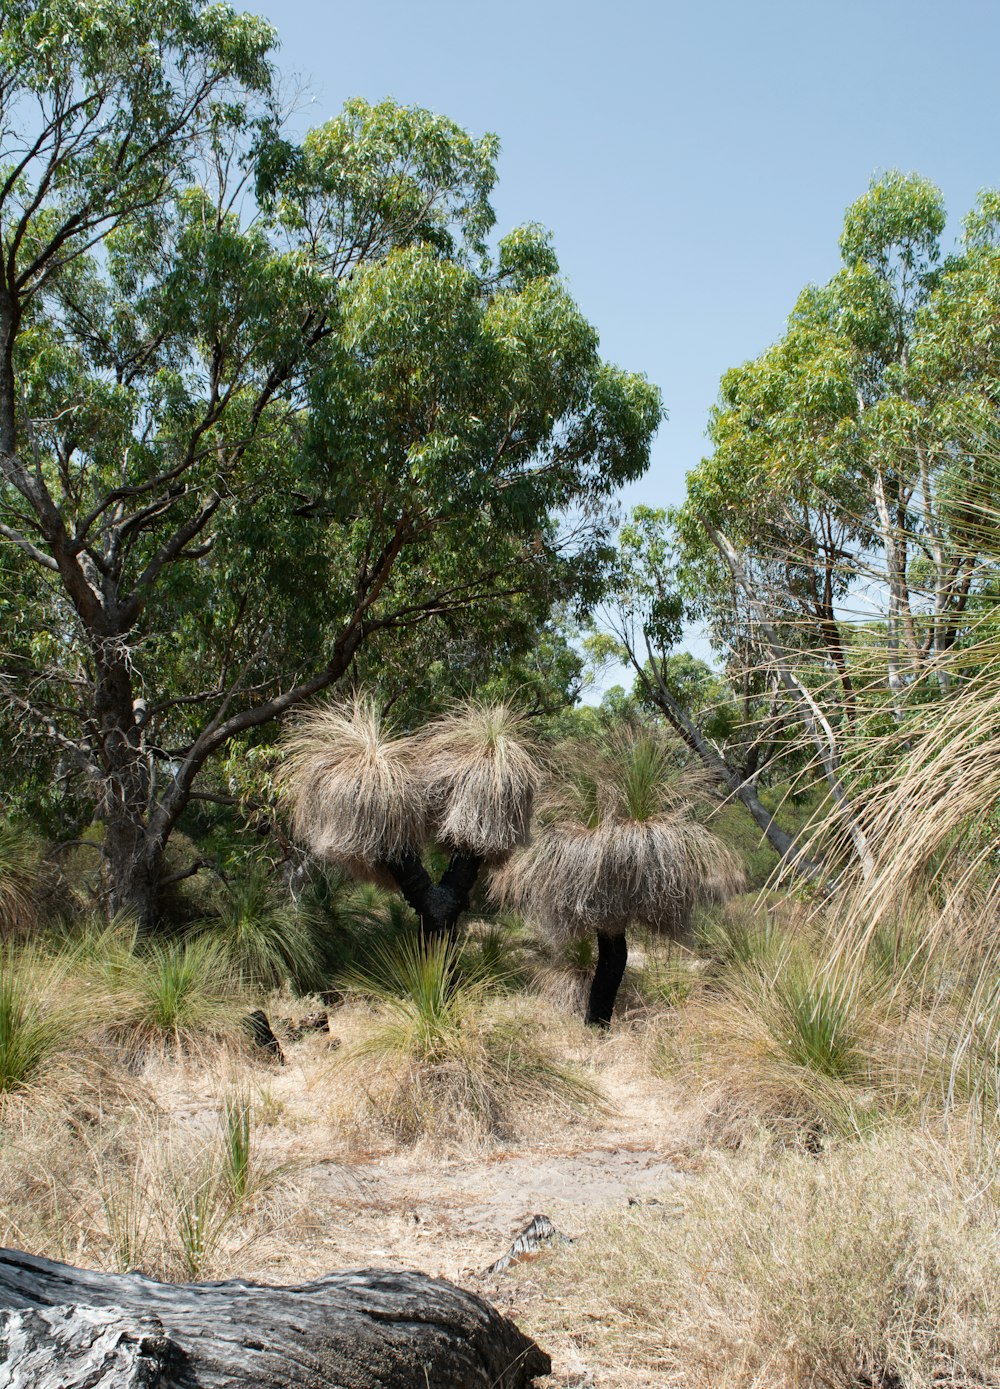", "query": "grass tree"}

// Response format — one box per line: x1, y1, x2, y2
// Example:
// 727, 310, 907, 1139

279, 697, 540, 942
493, 726, 745, 1026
